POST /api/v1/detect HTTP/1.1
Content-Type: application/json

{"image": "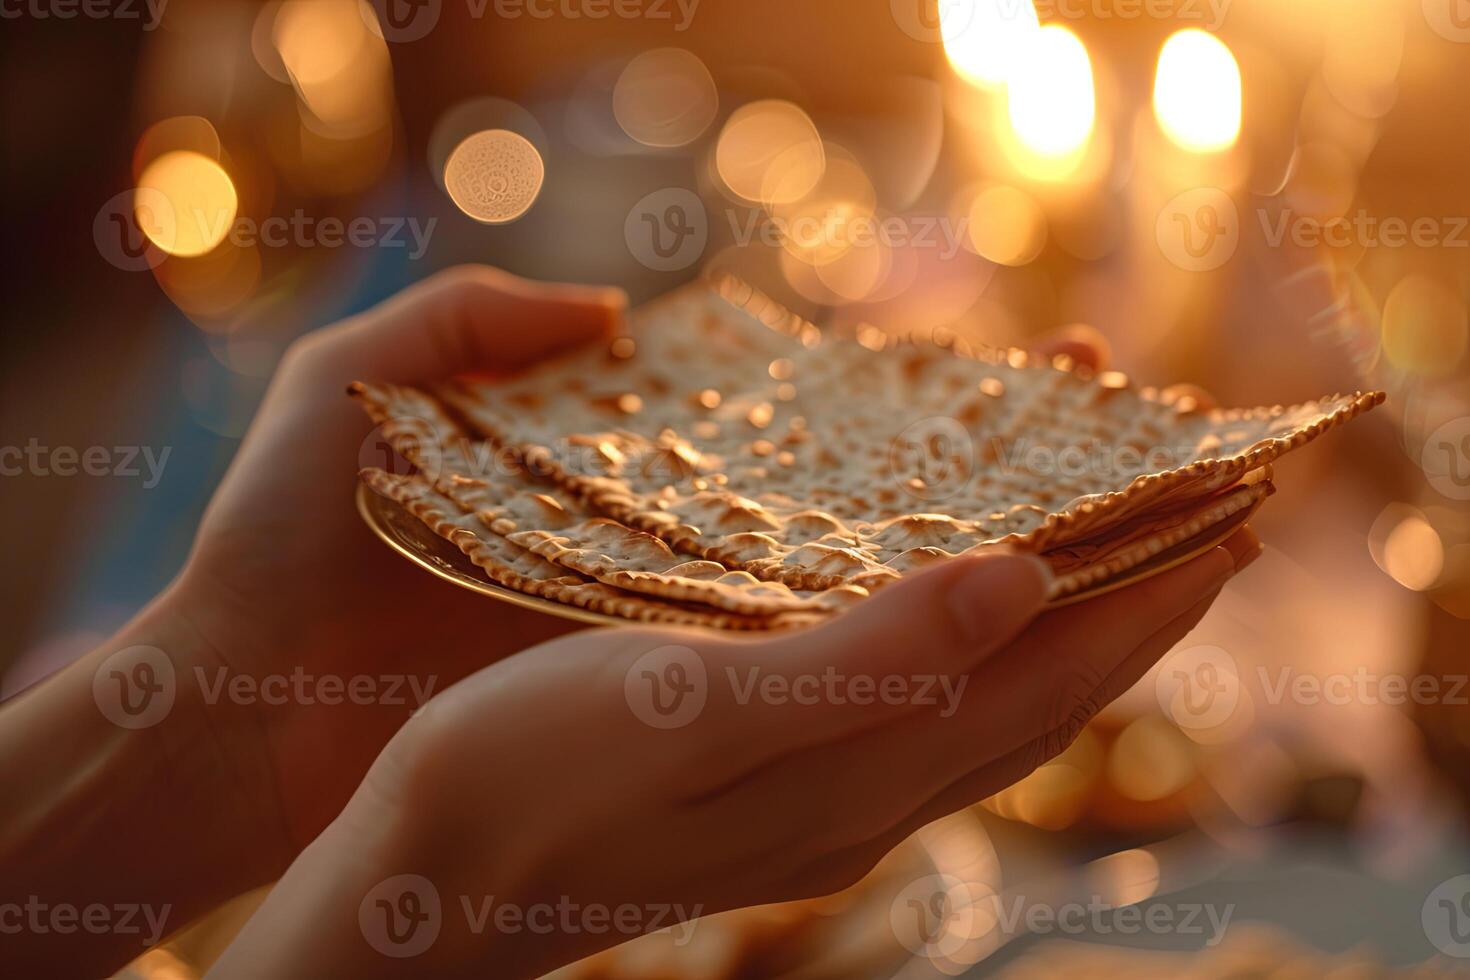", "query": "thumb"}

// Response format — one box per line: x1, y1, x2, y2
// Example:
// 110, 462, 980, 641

724, 551, 1051, 750
785, 550, 1051, 676
304, 264, 626, 384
